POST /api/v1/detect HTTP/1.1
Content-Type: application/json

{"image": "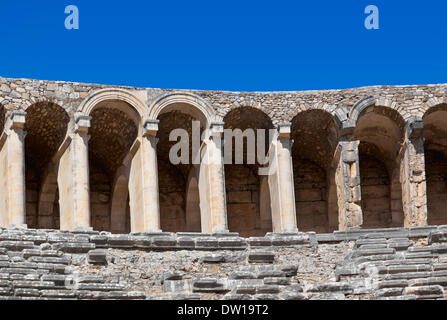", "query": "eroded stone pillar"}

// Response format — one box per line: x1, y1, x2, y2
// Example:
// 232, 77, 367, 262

7, 111, 27, 228
69, 113, 92, 230
139, 120, 161, 232
268, 124, 298, 233
334, 138, 363, 230
200, 122, 228, 234
400, 117, 427, 227
59, 113, 91, 231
